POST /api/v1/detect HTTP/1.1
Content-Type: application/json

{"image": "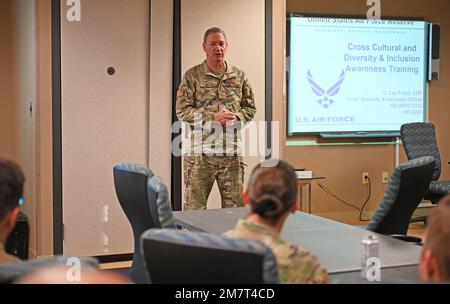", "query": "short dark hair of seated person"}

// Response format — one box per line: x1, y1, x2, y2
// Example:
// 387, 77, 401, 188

0, 159, 25, 265
223, 159, 328, 284
420, 195, 450, 282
